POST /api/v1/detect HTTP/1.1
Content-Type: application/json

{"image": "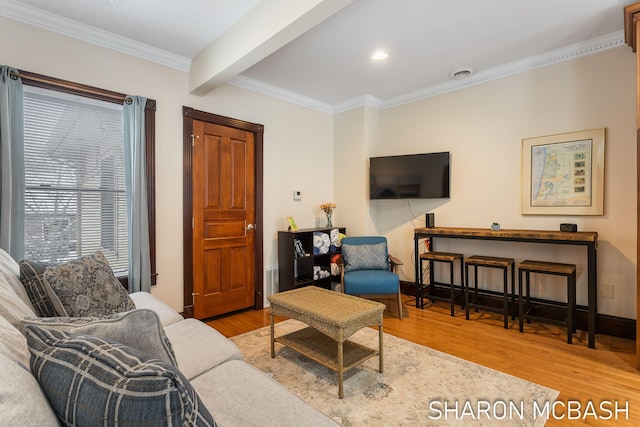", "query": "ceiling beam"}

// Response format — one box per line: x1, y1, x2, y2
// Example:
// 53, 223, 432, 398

189, 0, 354, 96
